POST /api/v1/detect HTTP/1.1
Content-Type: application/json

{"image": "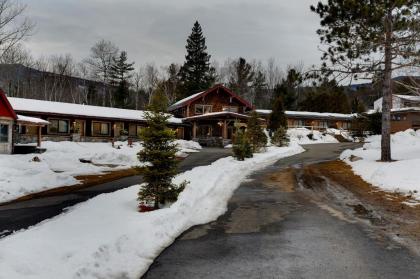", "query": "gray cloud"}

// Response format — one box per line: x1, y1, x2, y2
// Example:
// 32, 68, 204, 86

22, 0, 322, 68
